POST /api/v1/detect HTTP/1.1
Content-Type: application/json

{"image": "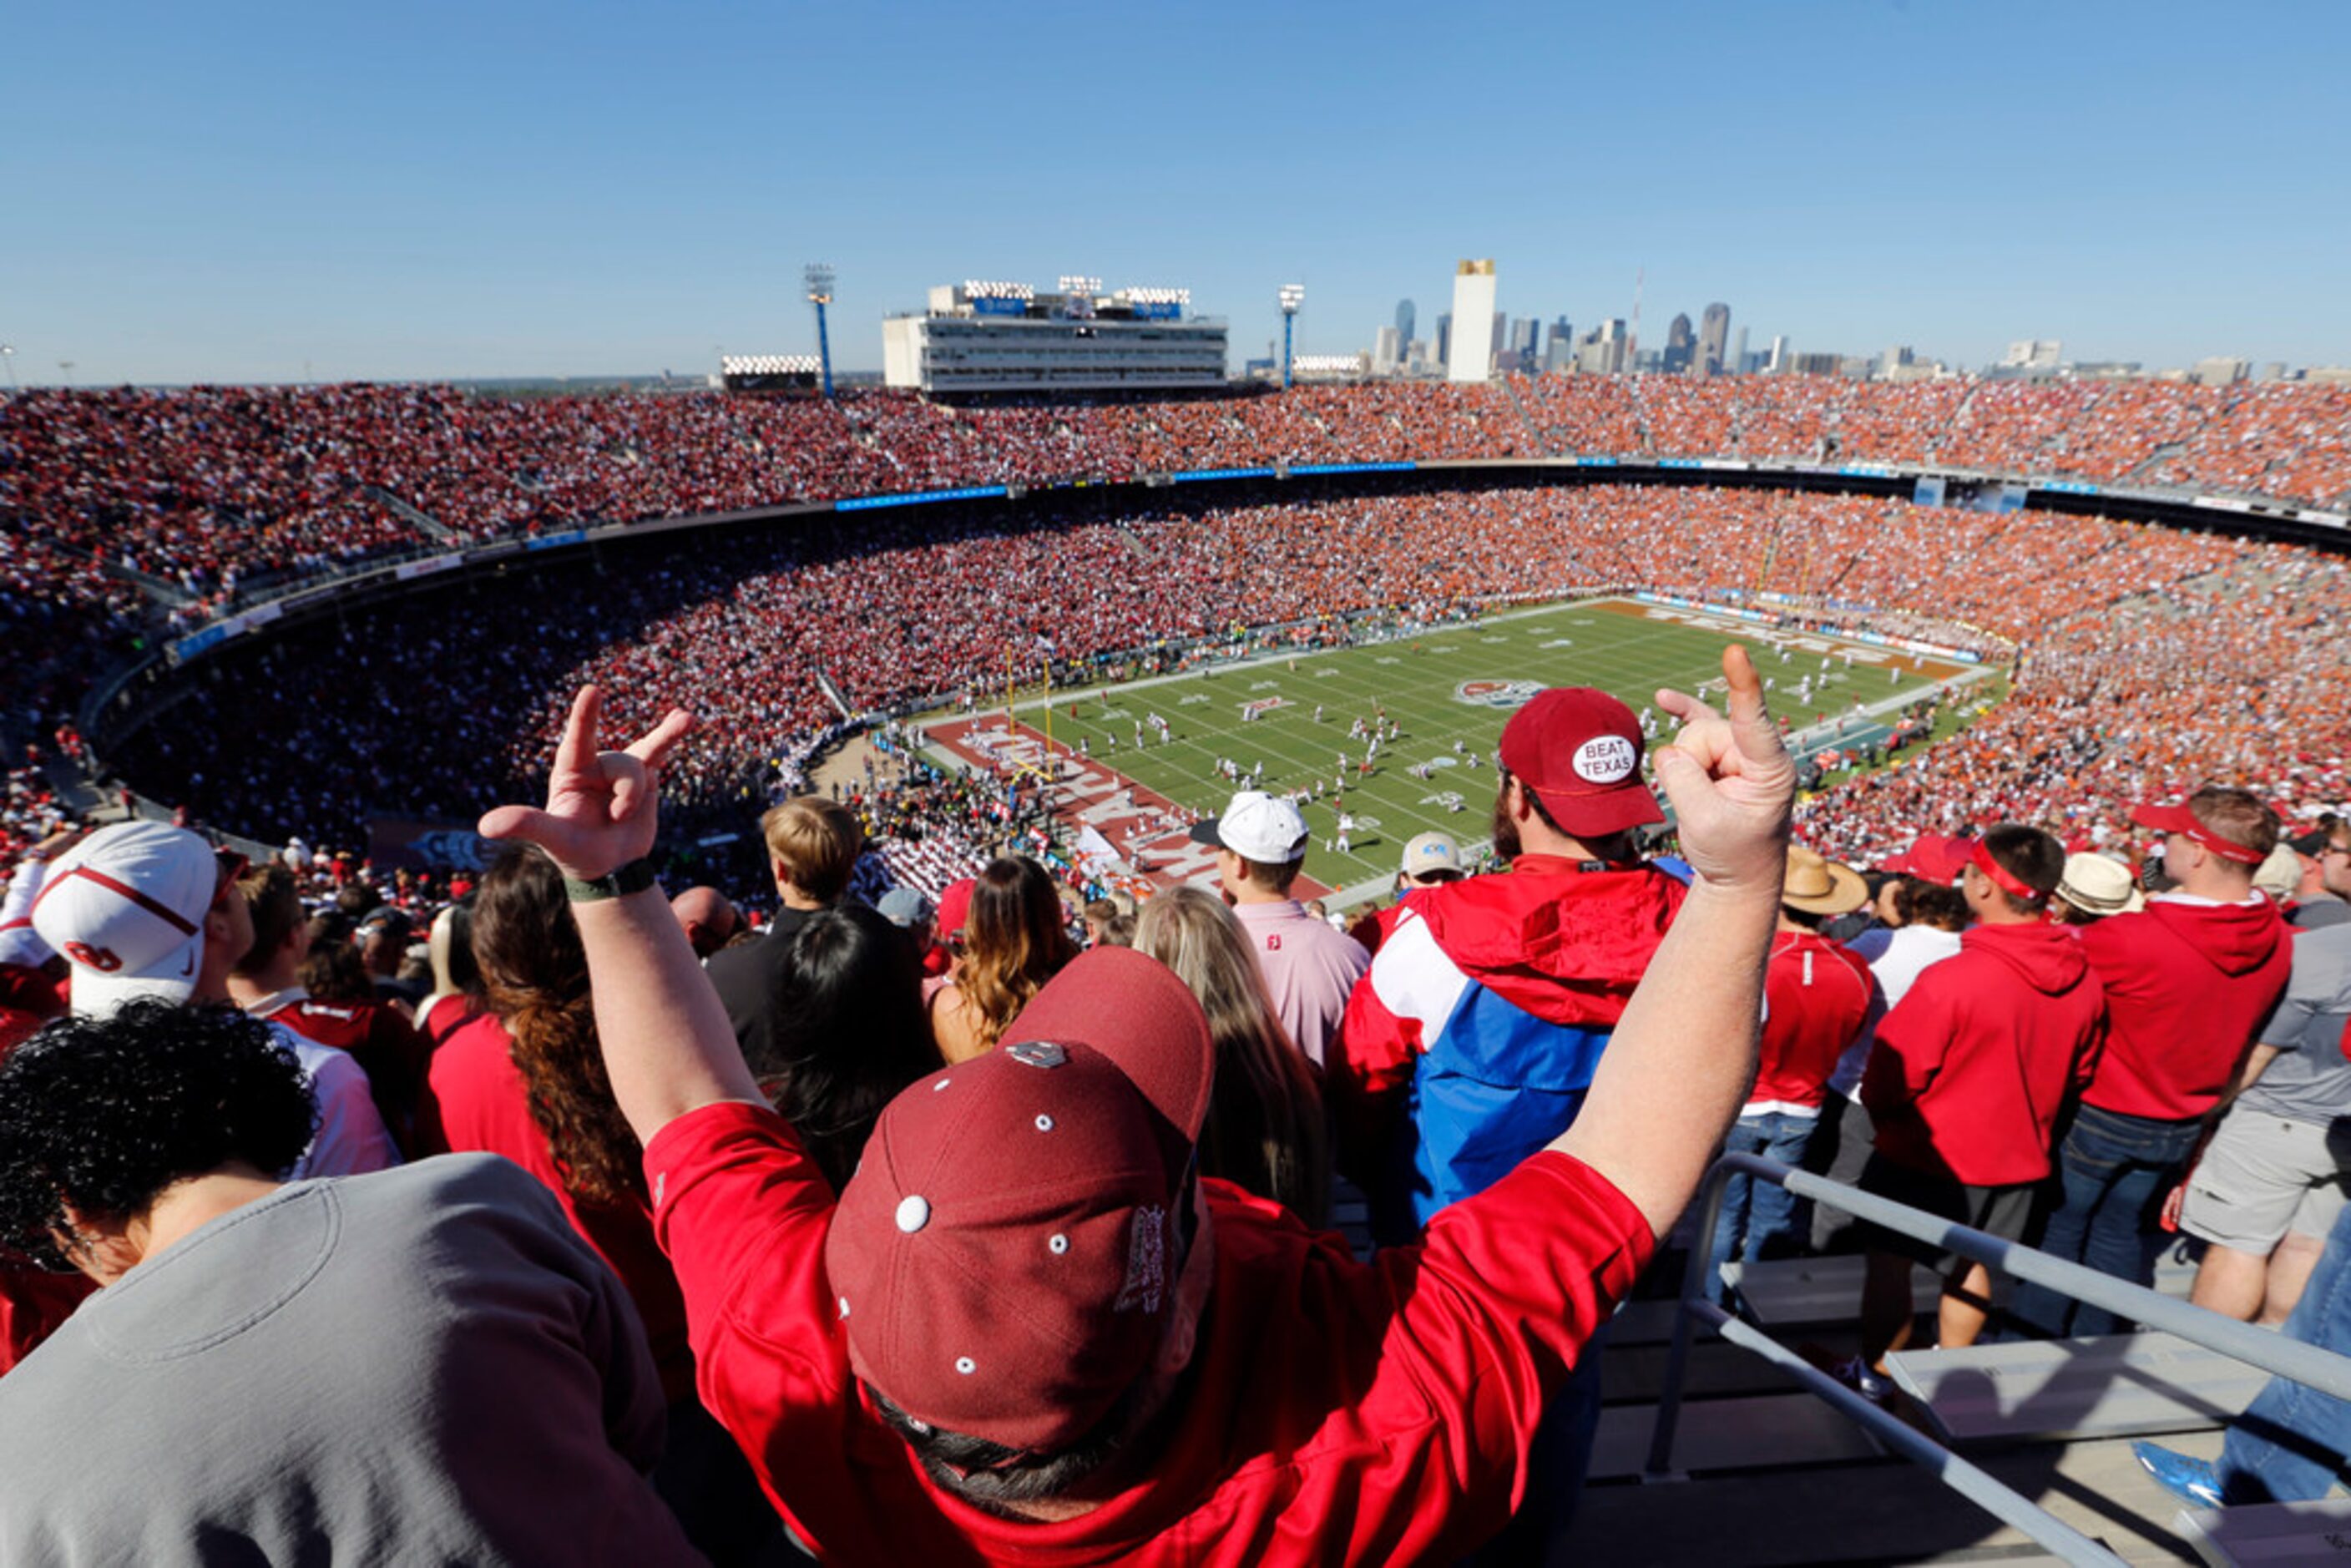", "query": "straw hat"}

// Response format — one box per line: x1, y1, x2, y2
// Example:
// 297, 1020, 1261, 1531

2054, 852, 2144, 917
1782, 846, 1869, 916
